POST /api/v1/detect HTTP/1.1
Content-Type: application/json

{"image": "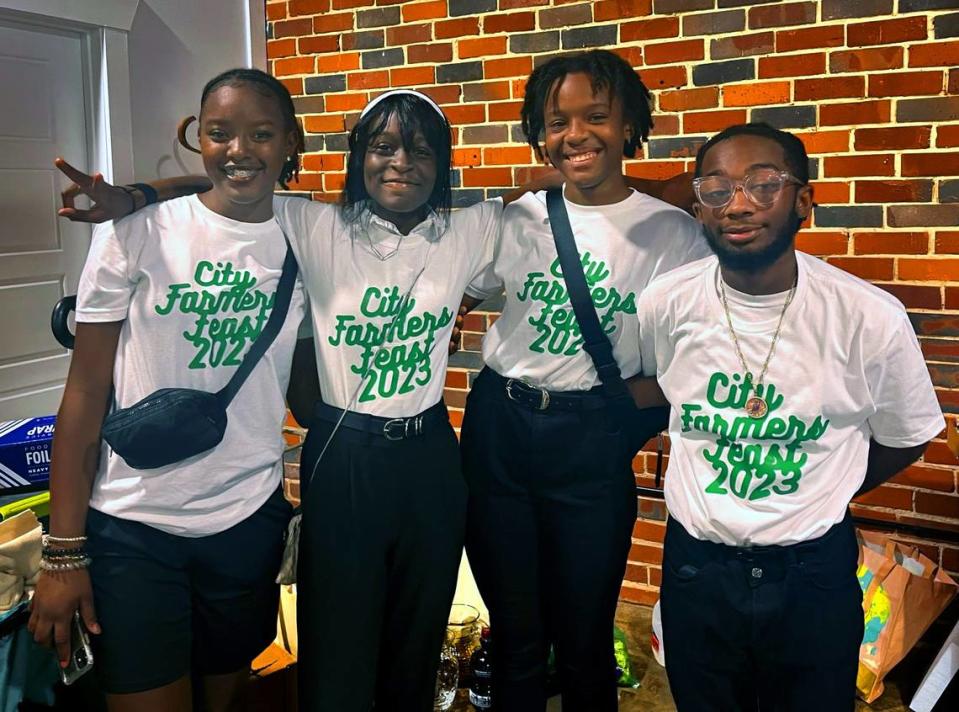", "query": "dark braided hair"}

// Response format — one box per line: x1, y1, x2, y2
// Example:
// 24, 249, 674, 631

520, 49, 653, 161
200, 68, 305, 189
342, 93, 453, 221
